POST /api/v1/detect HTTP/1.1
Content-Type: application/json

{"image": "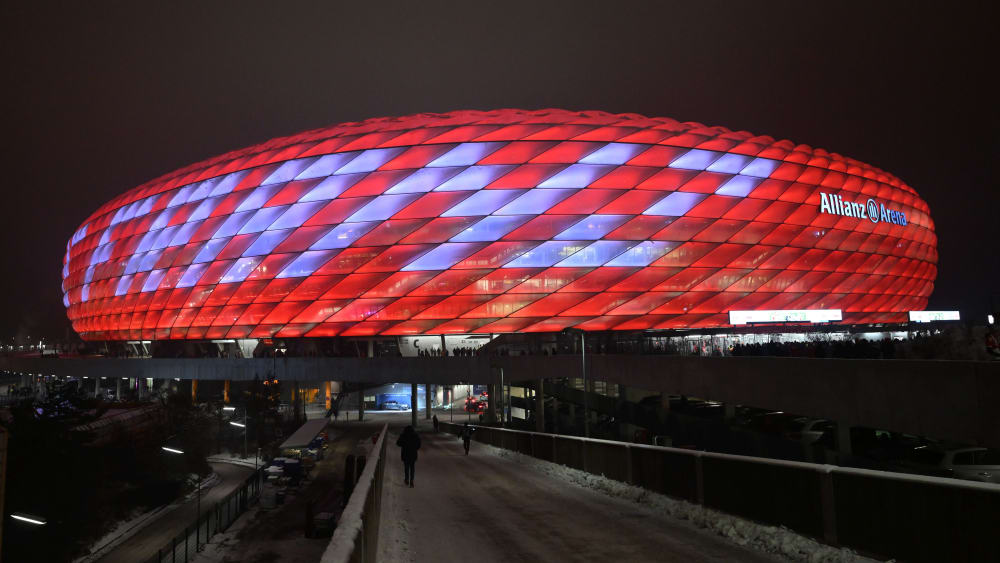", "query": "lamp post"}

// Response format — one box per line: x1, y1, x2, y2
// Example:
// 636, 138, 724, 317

230, 420, 247, 460
161, 445, 202, 551
223, 405, 242, 458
